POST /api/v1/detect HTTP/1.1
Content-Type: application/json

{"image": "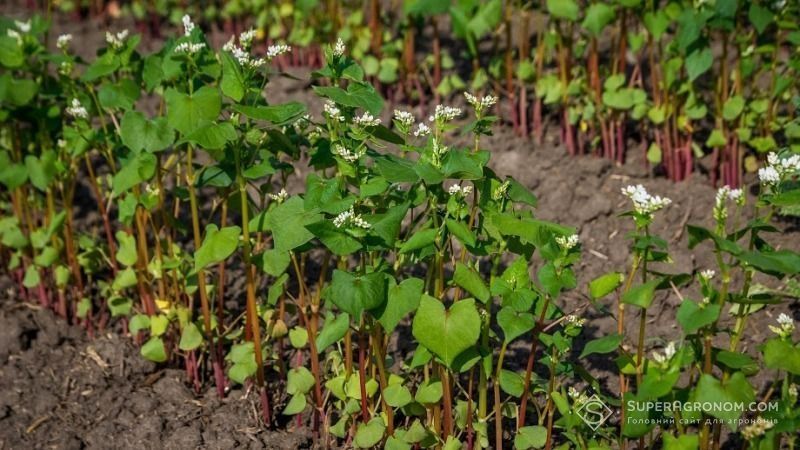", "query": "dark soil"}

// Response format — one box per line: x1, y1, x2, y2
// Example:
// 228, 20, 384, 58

1, 5, 799, 450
